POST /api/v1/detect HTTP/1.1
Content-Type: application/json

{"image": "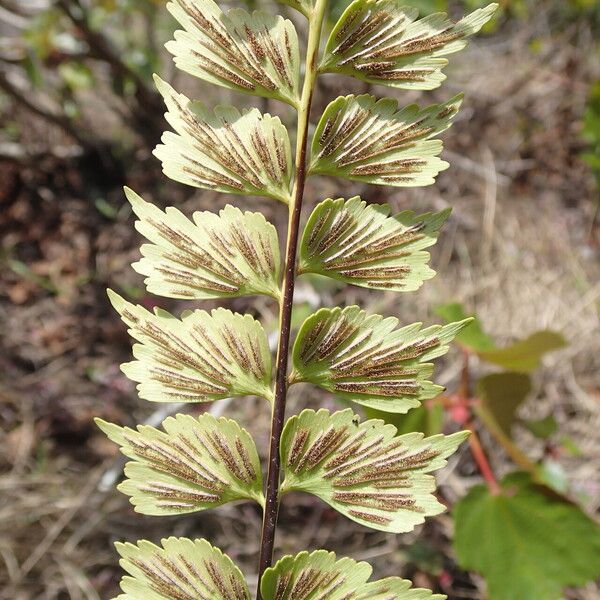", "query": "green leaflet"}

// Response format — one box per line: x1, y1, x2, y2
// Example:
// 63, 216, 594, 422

166, 0, 300, 106
309, 94, 462, 187
362, 403, 445, 437
114, 537, 250, 599
320, 1, 498, 90
436, 302, 566, 371
477, 331, 566, 372
125, 188, 281, 301
522, 415, 558, 440
153, 76, 292, 203
476, 372, 532, 436
260, 549, 445, 599
96, 413, 264, 515
299, 197, 449, 291
280, 408, 467, 532
108, 290, 274, 403
454, 474, 600, 600
291, 305, 470, 413
434, 302, 495, 352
